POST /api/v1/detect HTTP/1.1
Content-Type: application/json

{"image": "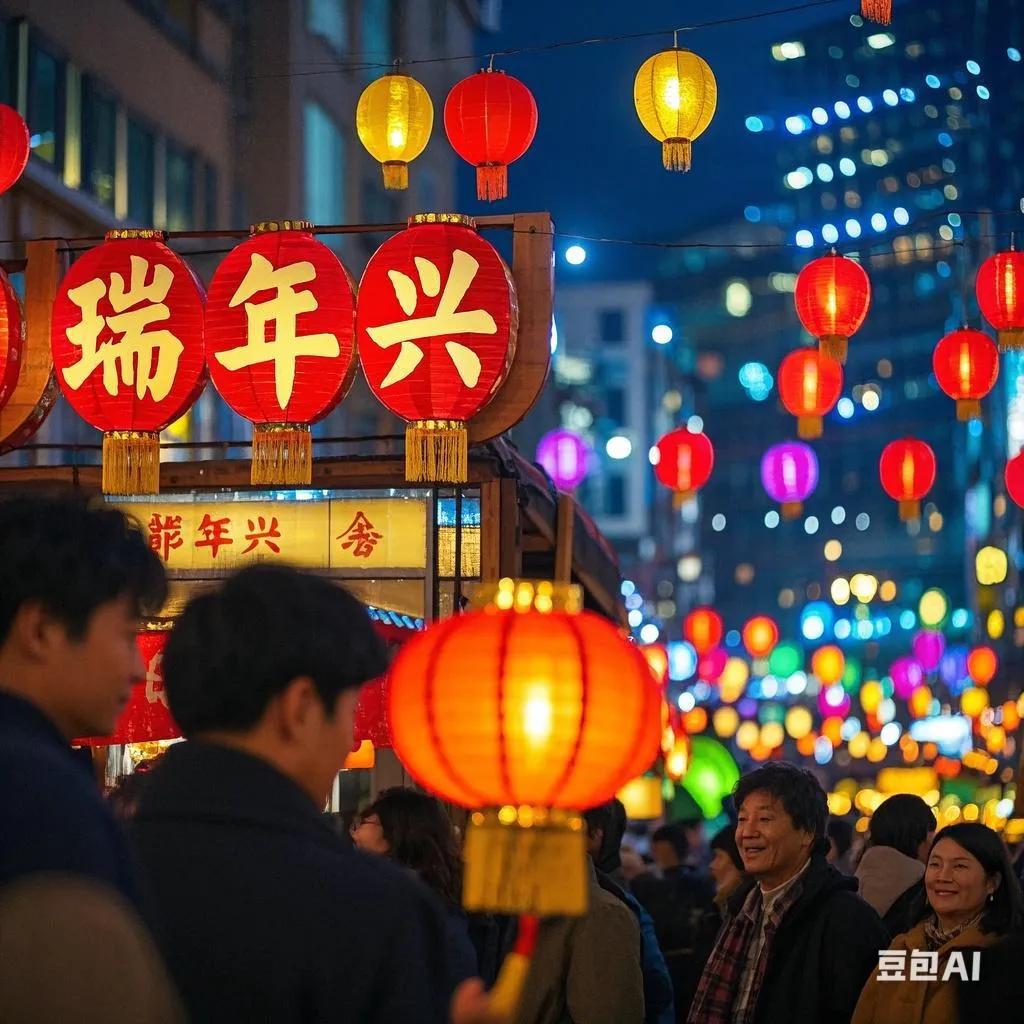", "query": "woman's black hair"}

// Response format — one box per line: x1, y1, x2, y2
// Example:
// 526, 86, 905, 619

868, 793, 936, 860
361, 787, 463, 906
920, 823, 1024, 935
